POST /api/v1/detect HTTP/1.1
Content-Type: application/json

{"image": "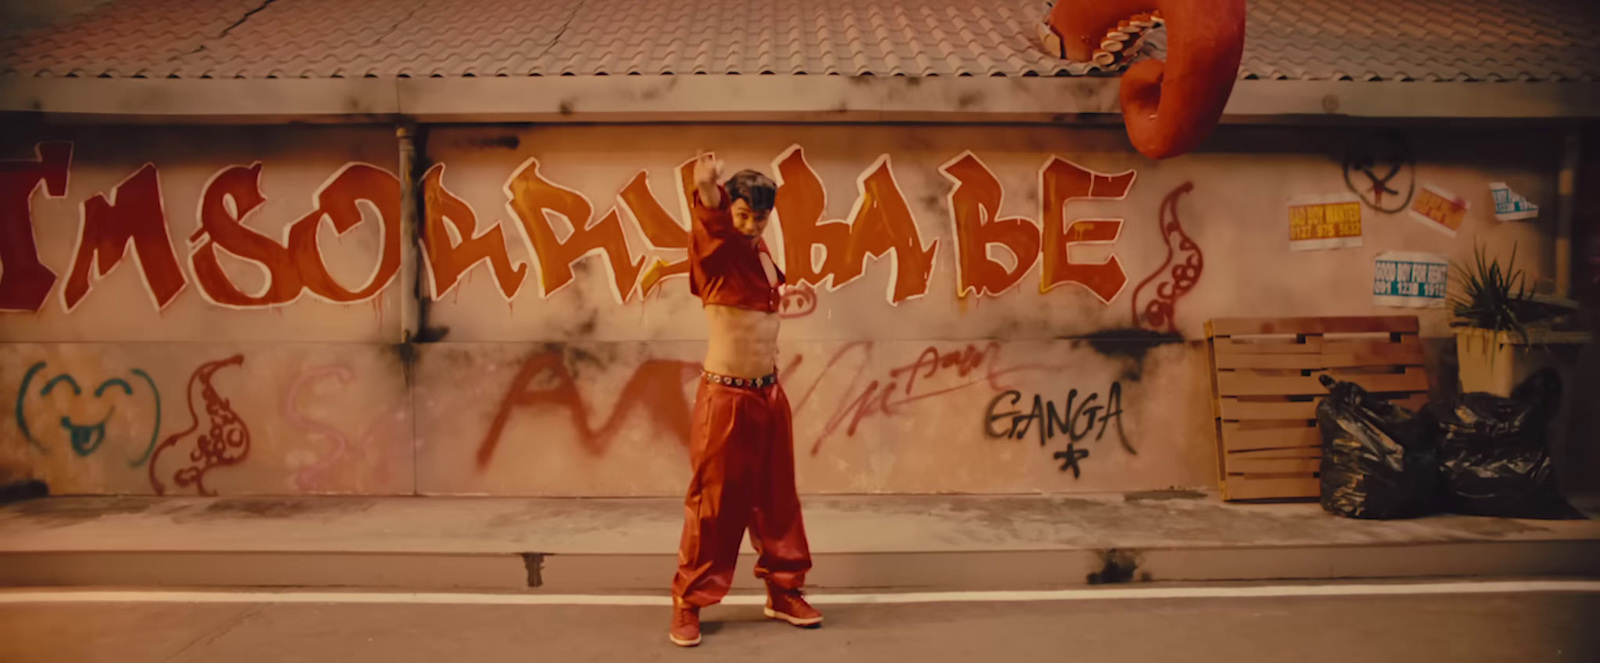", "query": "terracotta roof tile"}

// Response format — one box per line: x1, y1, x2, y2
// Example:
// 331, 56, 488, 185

2, 0, 1596, 82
